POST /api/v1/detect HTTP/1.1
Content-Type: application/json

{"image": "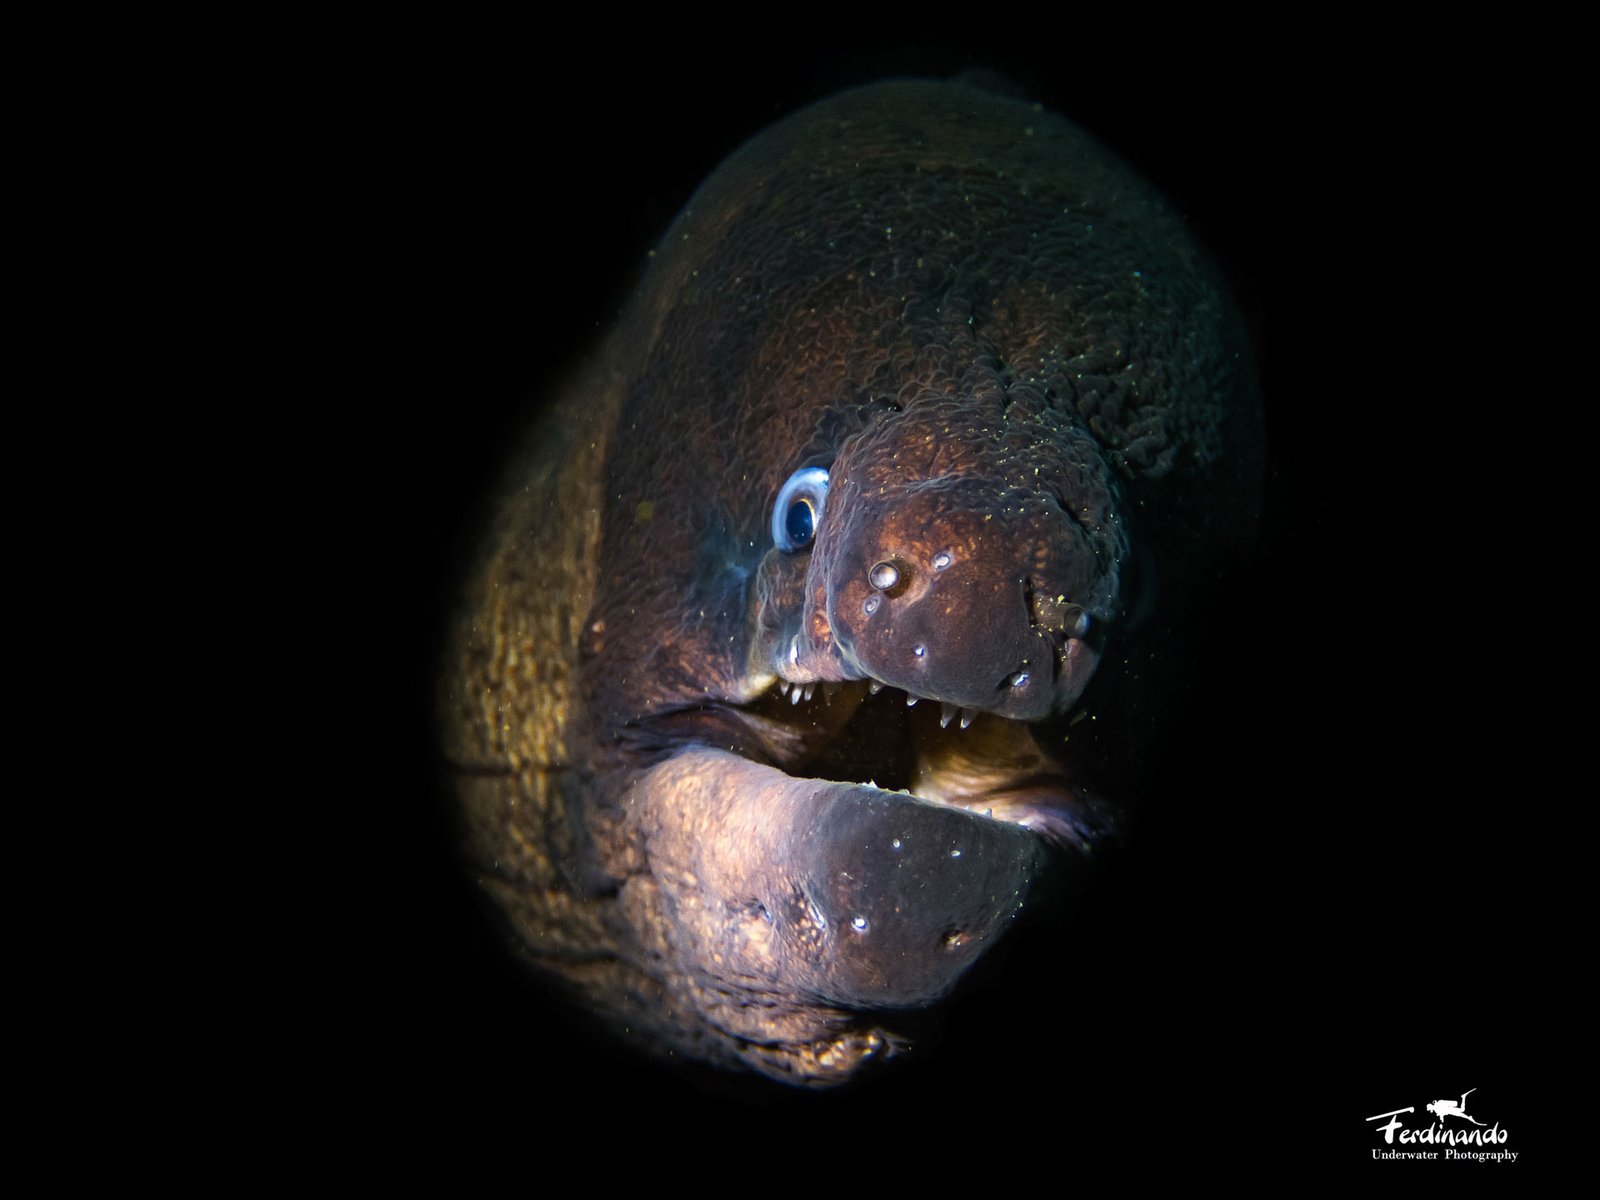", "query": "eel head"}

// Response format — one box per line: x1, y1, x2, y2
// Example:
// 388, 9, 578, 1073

588, 376, 1128, 1084
564, 80, 1227, 1084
